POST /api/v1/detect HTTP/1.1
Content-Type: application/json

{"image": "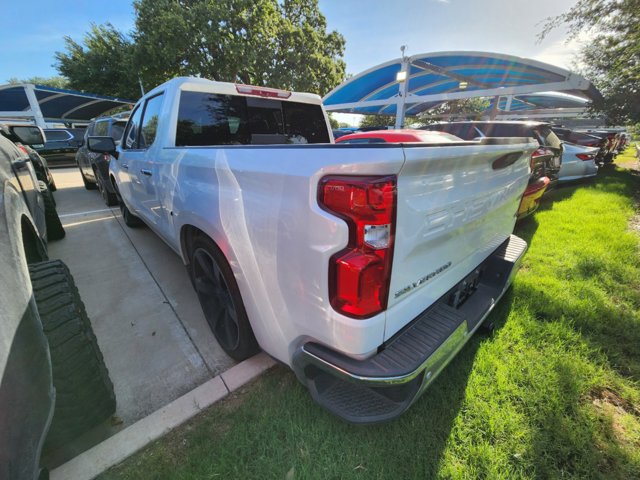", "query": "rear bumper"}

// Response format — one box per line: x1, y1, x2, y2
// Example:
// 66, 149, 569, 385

293, 235, 527, 424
